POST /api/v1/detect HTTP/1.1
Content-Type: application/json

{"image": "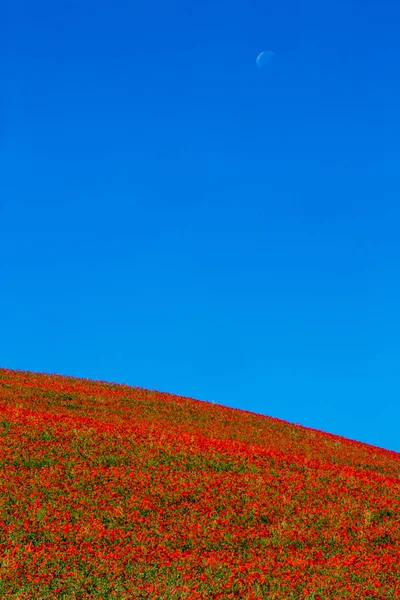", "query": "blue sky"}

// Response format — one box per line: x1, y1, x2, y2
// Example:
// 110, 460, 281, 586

2, 0, 400, 452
